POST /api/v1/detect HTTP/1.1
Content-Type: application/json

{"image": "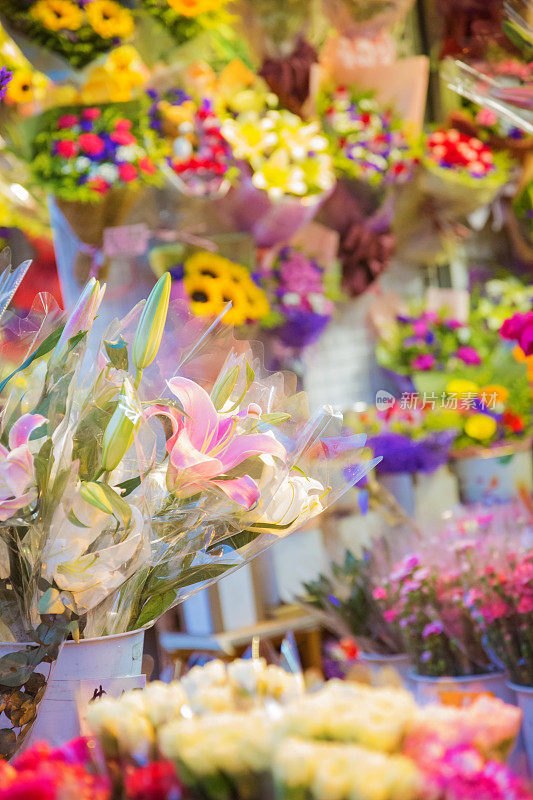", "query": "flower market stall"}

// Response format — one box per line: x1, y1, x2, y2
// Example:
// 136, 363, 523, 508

3, 0, 533, 795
